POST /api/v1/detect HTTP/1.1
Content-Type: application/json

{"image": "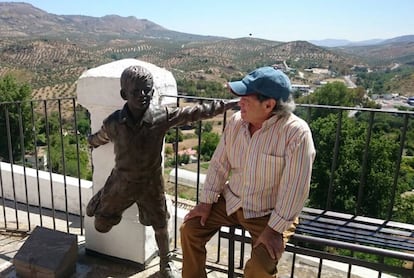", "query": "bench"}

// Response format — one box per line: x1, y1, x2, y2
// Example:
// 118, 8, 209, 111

217, 207, 414, 277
